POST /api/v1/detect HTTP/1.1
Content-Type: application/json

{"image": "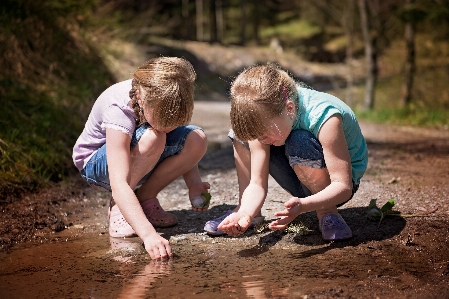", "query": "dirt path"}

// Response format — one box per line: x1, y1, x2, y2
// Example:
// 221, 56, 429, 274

1, 101, 448, 298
